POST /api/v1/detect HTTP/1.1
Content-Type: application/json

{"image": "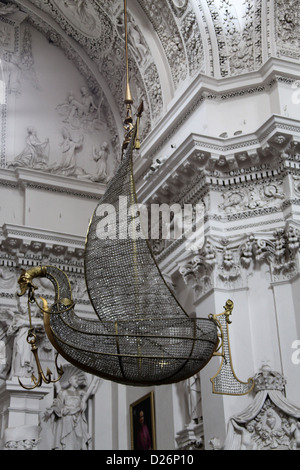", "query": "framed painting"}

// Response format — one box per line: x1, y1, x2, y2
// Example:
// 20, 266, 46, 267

130, 392, 156, 450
